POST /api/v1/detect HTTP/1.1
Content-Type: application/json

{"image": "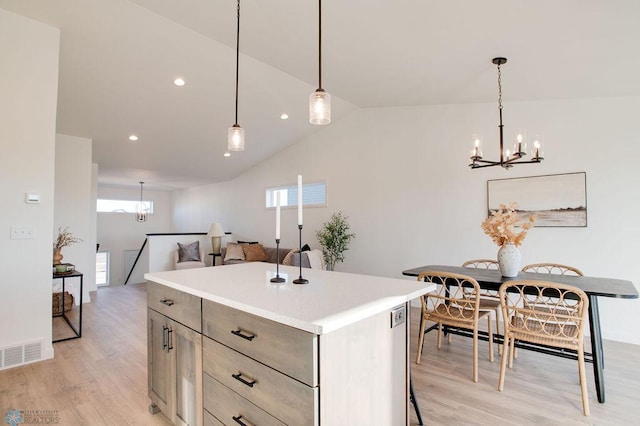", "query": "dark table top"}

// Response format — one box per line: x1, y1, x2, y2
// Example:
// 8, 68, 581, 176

53, 270, 83, 279
403, 265, 638, 299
